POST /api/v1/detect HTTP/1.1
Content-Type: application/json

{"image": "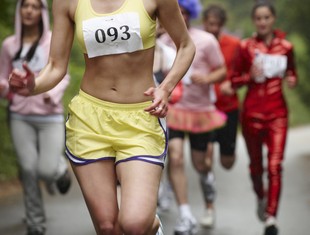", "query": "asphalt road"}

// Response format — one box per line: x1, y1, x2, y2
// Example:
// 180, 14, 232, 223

0, 126, 309, 235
